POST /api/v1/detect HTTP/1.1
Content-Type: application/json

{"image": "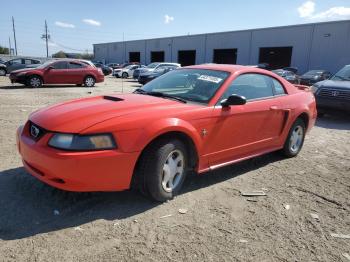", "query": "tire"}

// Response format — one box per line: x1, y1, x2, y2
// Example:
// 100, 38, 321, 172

84, 76, 95, 87
136, 139, 188, 202
0, 68, 6, 76
122, 72, 128, 78
281, 118, 306, 157
27, 75, 43, 88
